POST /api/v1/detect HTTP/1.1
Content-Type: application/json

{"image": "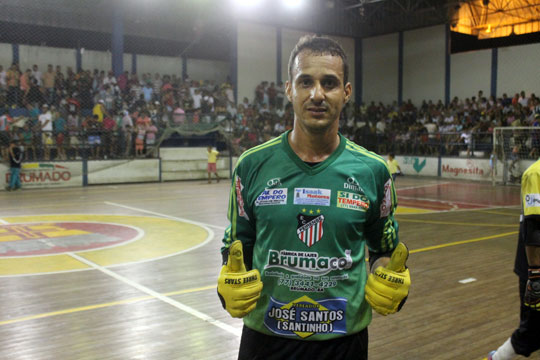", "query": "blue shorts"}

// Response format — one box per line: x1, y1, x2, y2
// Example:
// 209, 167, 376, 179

88, 135, 101, 145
